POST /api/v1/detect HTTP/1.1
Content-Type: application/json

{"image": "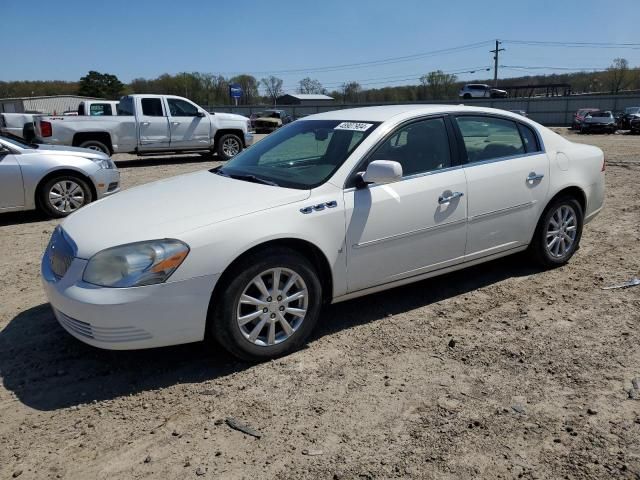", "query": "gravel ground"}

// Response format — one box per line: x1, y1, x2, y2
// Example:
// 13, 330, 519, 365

0, 130, 639, 480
